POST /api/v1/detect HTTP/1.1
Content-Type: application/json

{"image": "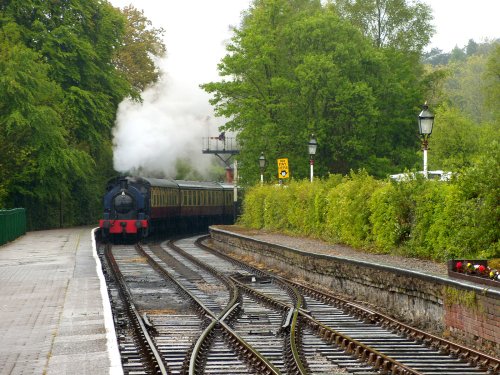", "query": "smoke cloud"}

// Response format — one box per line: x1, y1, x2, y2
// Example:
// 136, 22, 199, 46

112, 60, 224, 179
110, 1, 252, 179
